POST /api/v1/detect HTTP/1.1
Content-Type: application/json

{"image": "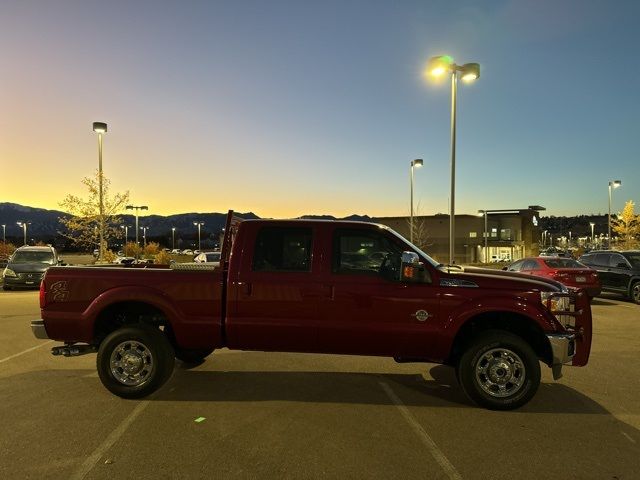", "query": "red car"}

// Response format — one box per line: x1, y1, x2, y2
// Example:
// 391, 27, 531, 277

505, 257, 601, 297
